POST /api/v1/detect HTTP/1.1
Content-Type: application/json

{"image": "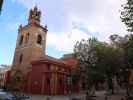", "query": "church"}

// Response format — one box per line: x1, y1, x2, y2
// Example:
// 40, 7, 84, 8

6, 7, 79, 95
